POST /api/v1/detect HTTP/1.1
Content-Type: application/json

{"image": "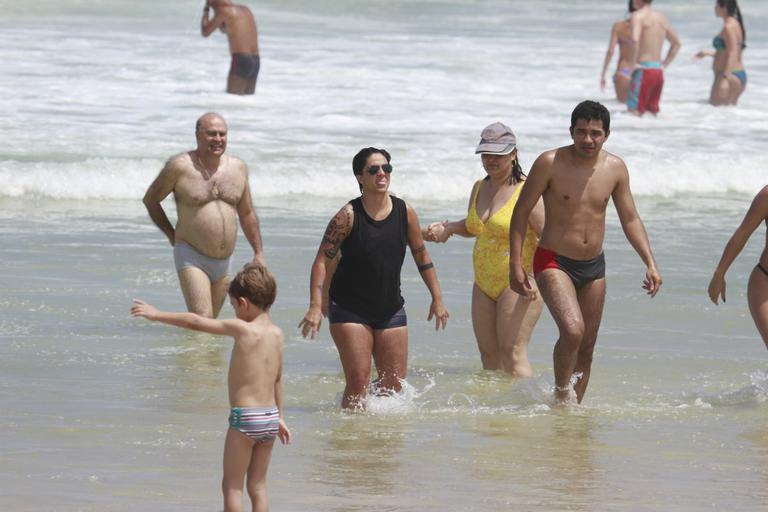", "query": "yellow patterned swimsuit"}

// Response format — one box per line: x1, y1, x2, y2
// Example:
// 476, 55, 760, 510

465, 179, 538, 300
